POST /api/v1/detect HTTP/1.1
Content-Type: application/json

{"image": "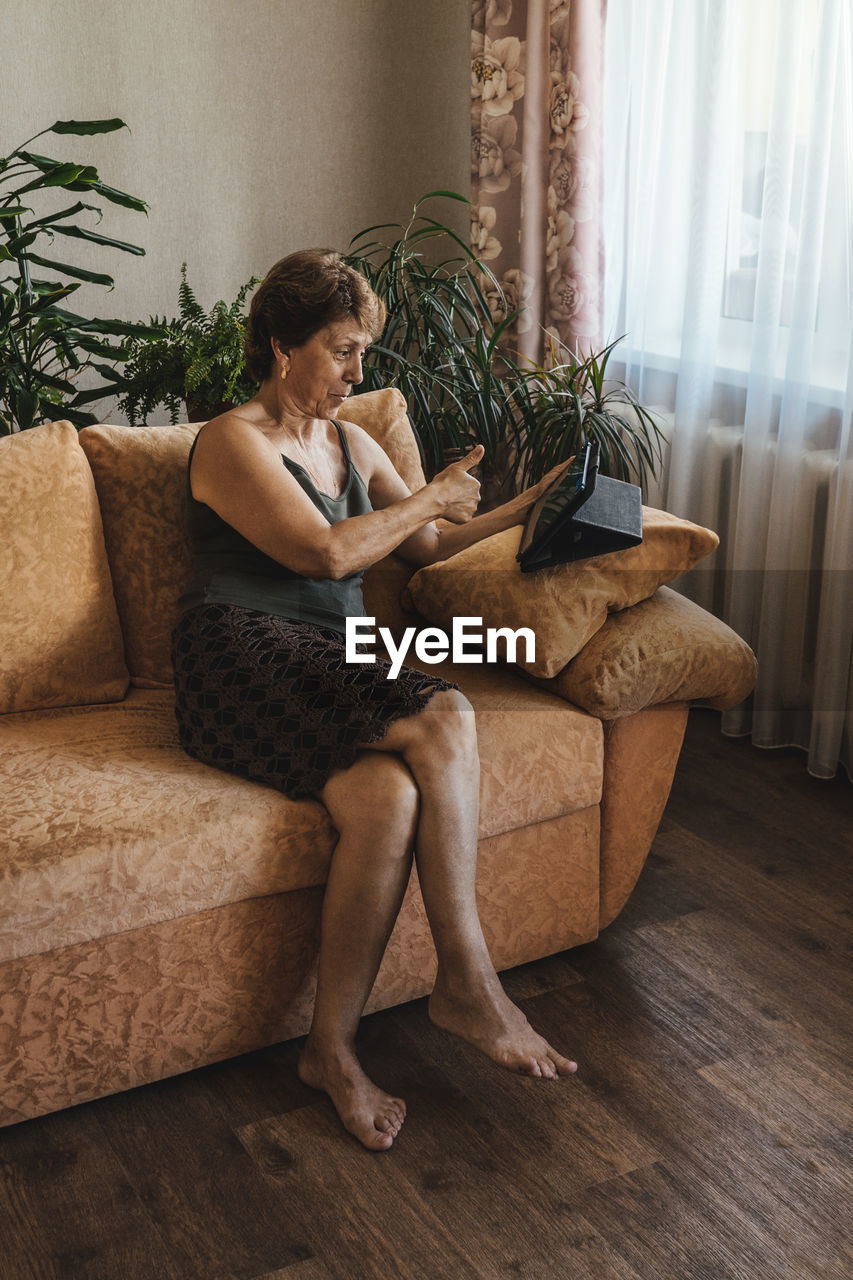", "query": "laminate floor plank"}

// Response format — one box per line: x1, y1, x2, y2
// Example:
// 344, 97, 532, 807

236, 1102, 485, 1280
666, 713, 852, 869
566, 924, 851, 1262
629, 904, 852, 1068
699, 1038, 853, 1218
698, 1043, 853, 1154
388, 993, 660, 1200
497, 950, 585, 1001
571, 887, 850, 1083
652, 798, 852, 924
568, 925, 771, 1068
254, 1260, 335, 1279
601, 846, 710, 932
527, 984, 847, 1279
194, 1038, 317, 1132
0, 1107, 182, 1280
344, 1024, 650, 1280
650, 818, 853, 973
578, 1159, 806, 1280
92, 1076, 314, 1279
